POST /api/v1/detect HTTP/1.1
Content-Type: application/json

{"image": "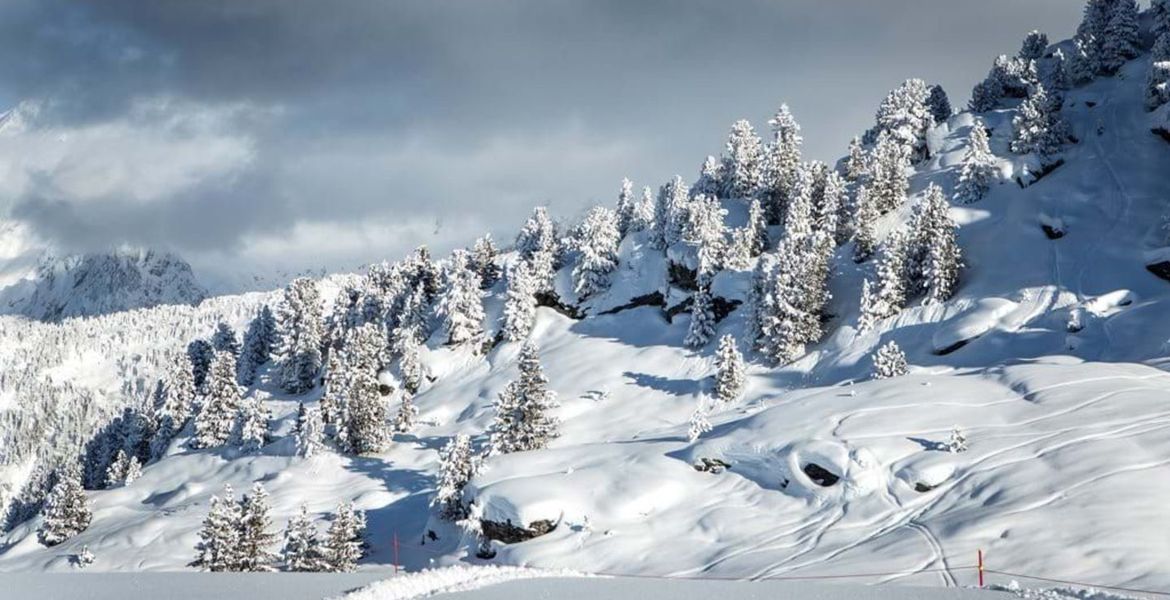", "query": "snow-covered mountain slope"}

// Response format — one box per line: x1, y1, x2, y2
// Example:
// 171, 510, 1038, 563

4, 8, 1170, 599
0, 247, 208, 321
